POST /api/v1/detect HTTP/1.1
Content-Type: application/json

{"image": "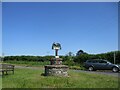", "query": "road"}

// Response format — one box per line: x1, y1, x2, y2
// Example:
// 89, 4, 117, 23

73, 70, 120, 77
15, 65, 120, 77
